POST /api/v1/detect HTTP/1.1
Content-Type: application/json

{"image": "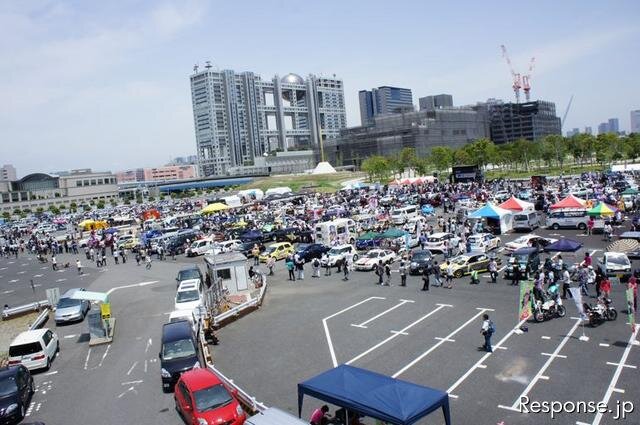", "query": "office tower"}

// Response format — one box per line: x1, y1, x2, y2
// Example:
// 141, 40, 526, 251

608, 118, 620, 134
486, 100, 561, 144
0, 164, 16, 181
630, 110, 640, 133
190, 68, 346, 177
419, 94, 454, 111
584, 126, 592, 135
358, 86, 413, 125
598, 122, 609, 135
